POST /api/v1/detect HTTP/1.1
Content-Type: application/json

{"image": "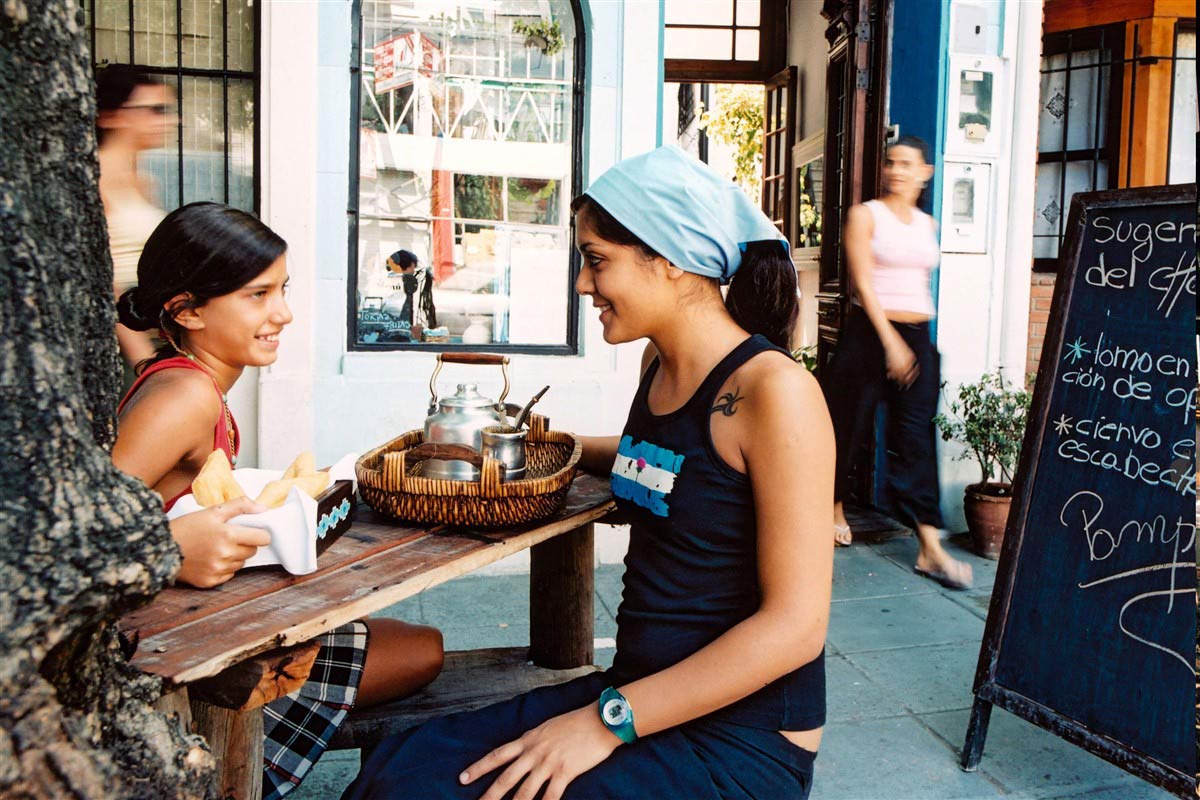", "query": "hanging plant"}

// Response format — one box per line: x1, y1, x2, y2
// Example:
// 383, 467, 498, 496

512, 18, 564, 57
